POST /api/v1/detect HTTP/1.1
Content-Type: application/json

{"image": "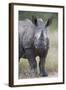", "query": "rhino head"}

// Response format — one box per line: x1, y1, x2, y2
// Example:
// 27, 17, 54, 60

32, 16, 52, 52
